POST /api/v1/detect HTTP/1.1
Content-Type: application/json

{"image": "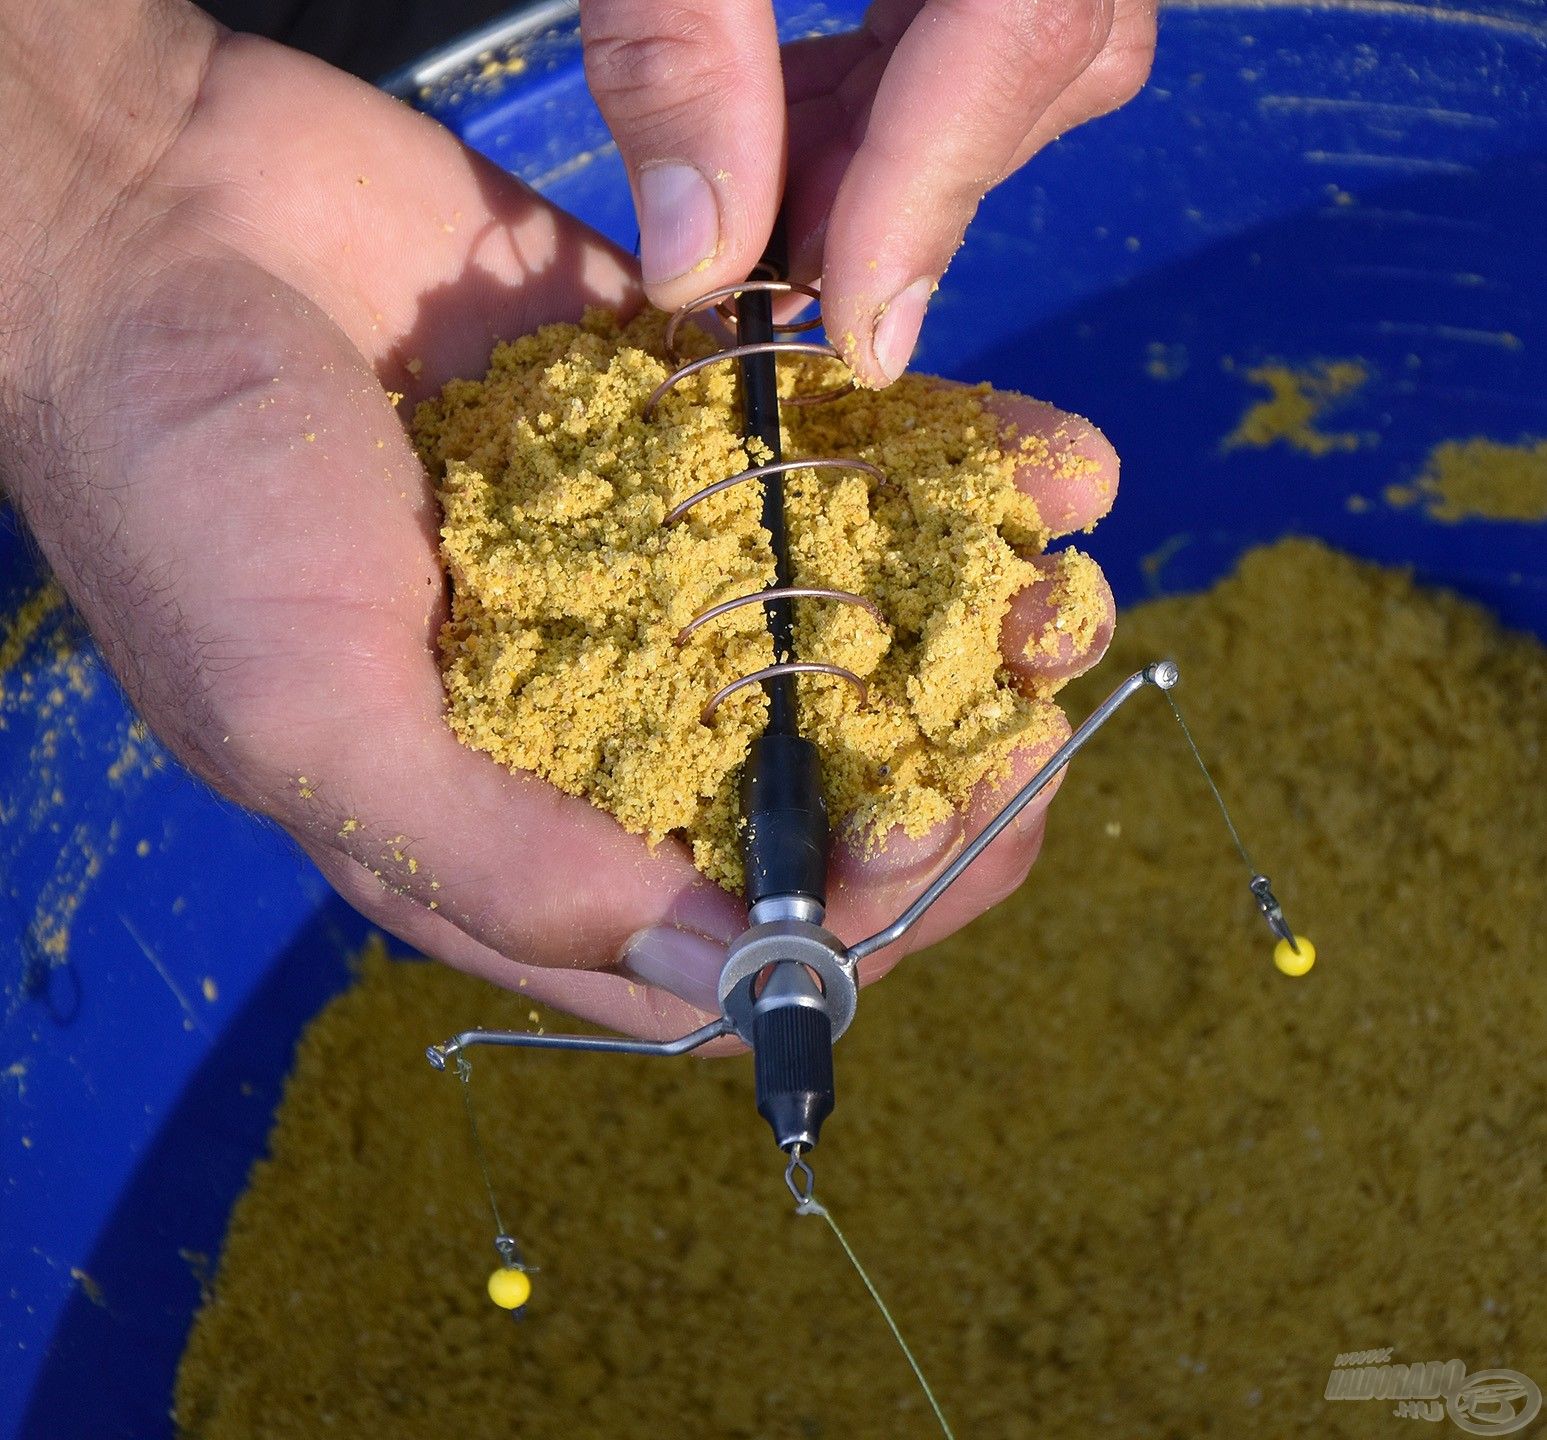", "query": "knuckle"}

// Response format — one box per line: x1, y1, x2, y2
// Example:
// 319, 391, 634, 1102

1027, 0, 1115, 77
931, 0, 1115, 146
582, 15, 735, 125
953, 0, 1112, 79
